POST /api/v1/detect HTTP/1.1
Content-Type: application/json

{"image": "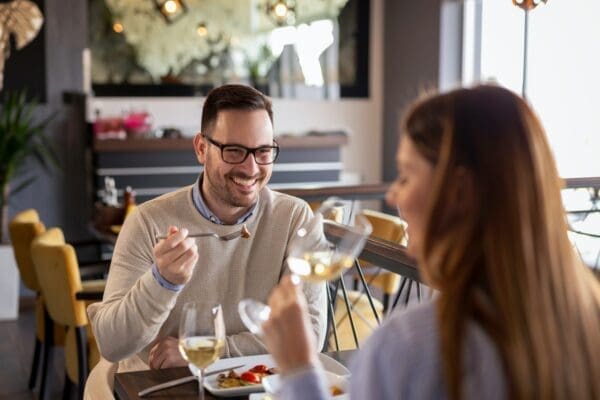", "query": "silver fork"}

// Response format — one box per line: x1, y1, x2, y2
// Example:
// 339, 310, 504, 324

155, 224, 250, 241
